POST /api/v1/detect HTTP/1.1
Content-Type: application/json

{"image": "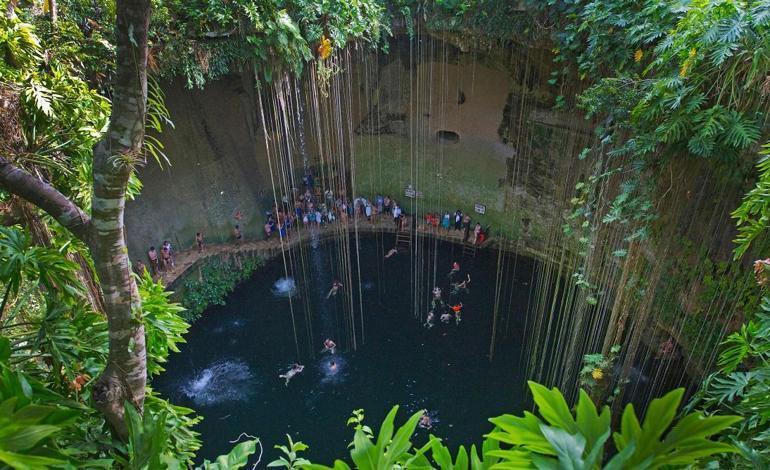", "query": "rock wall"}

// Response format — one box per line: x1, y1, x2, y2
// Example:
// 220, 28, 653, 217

125, 74, 273, 257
